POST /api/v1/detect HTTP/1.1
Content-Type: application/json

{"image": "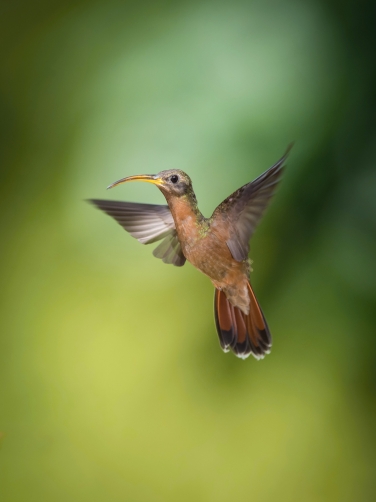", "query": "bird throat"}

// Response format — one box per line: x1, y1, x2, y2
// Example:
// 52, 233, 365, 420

162, 187, 207, 243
